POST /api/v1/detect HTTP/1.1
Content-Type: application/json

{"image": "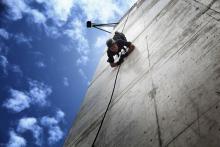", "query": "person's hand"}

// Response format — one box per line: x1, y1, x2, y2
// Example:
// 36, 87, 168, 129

121, 52, 129, 58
